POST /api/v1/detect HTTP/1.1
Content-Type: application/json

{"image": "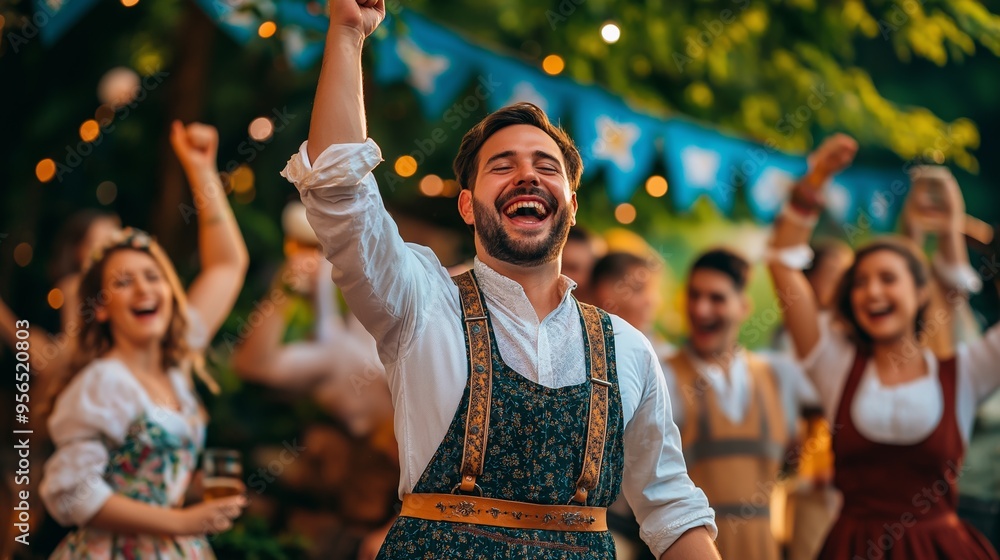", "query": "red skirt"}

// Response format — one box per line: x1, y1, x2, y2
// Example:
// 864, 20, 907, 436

818, 511, 999, 560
